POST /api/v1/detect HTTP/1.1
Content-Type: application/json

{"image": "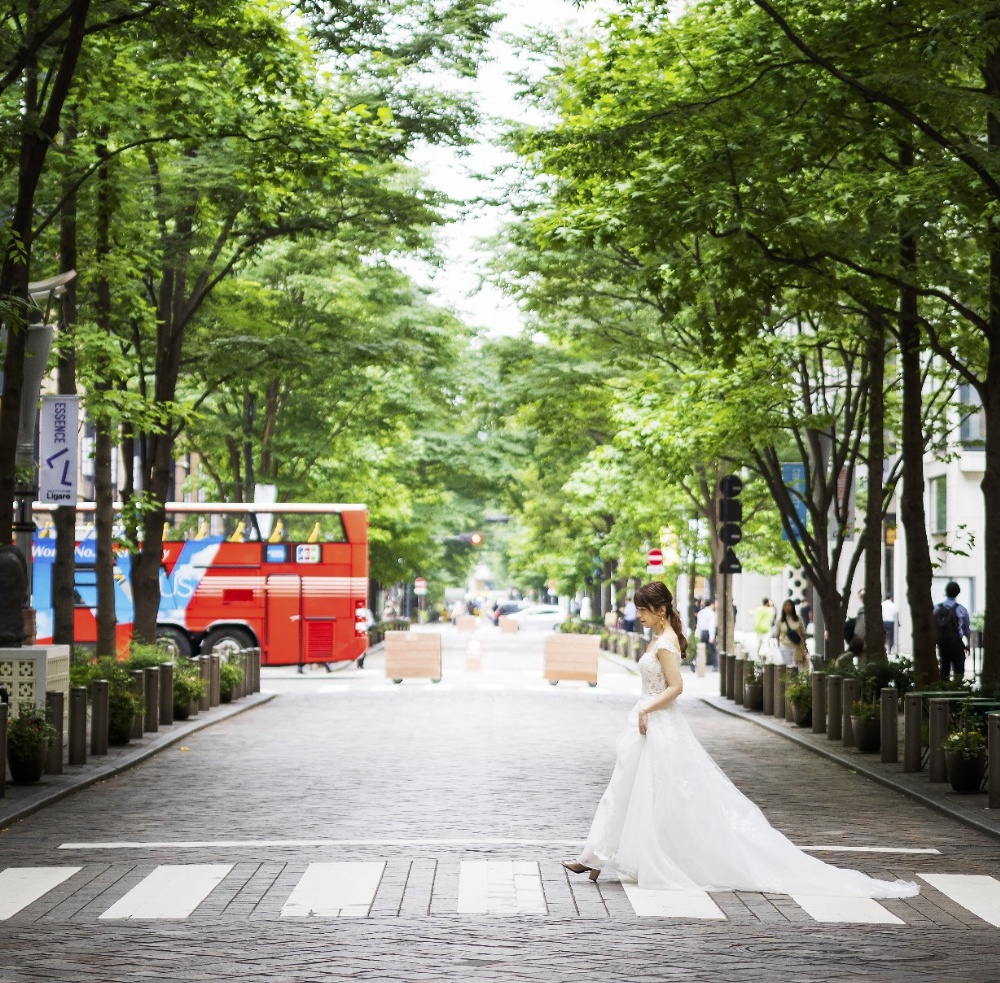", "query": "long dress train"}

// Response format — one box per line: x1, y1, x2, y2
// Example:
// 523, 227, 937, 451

575, 633, 918, 898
